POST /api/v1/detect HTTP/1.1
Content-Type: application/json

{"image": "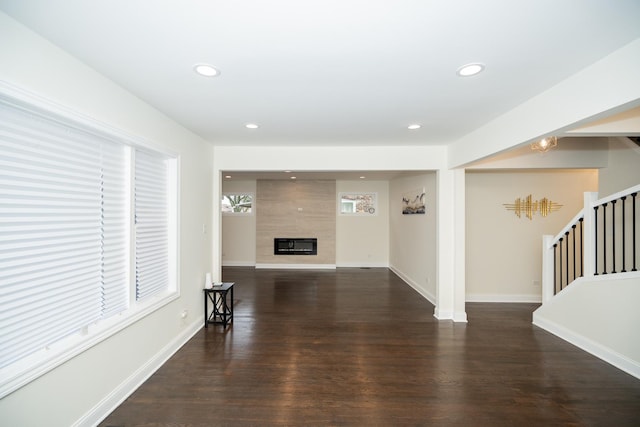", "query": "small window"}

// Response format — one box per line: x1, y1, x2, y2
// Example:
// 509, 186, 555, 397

222, 193, 254, 214
339, 192, 377, 215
